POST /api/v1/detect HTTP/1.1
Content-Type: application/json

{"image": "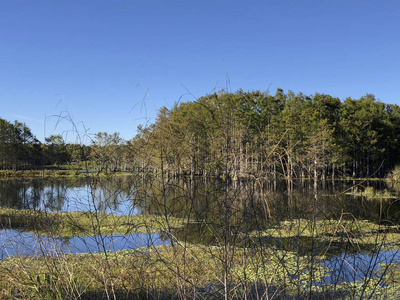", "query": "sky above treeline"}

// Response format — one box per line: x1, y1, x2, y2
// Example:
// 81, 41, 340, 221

1, 0, 400, 143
